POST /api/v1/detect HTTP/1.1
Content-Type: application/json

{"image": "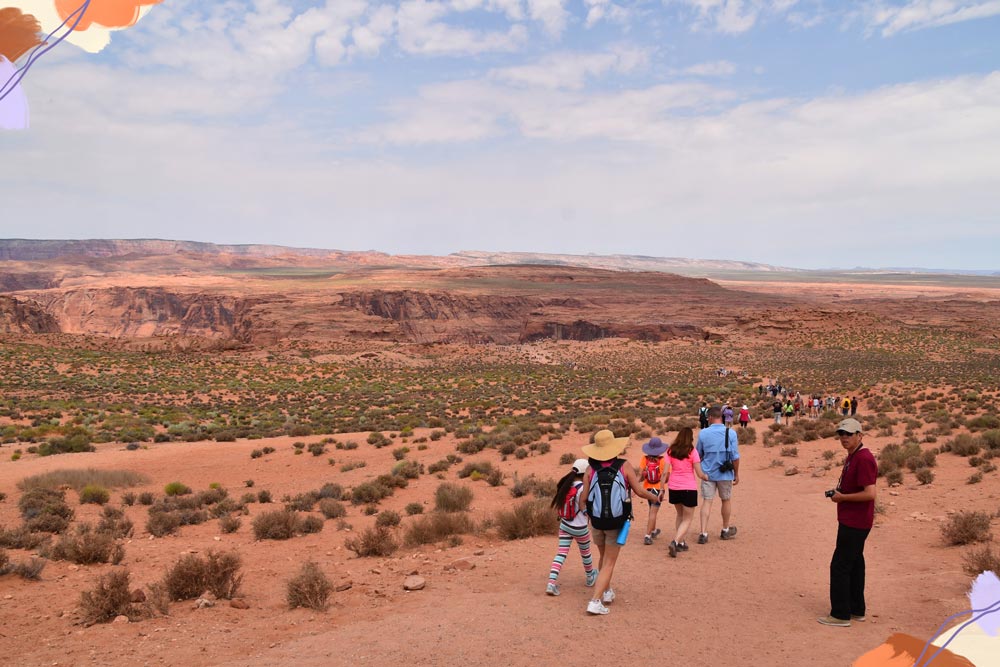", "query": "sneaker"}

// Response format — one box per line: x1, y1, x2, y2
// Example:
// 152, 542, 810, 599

643, 535, 653, 545
851, 614, 866, 622
587, 599, 610, 615
602, 588, 615, 604
668, 541, 678, 558
678, 542, 689, 551
817, 615, 851, 627
697, 533, 709, 545
651, 528, 662, 538
546, 582, 560, 596
585, 569, 598, 587
721, 526, 738, 540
